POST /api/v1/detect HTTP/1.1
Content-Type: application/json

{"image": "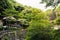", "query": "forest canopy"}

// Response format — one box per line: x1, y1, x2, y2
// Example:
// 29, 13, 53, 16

0, 0, 60, 40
